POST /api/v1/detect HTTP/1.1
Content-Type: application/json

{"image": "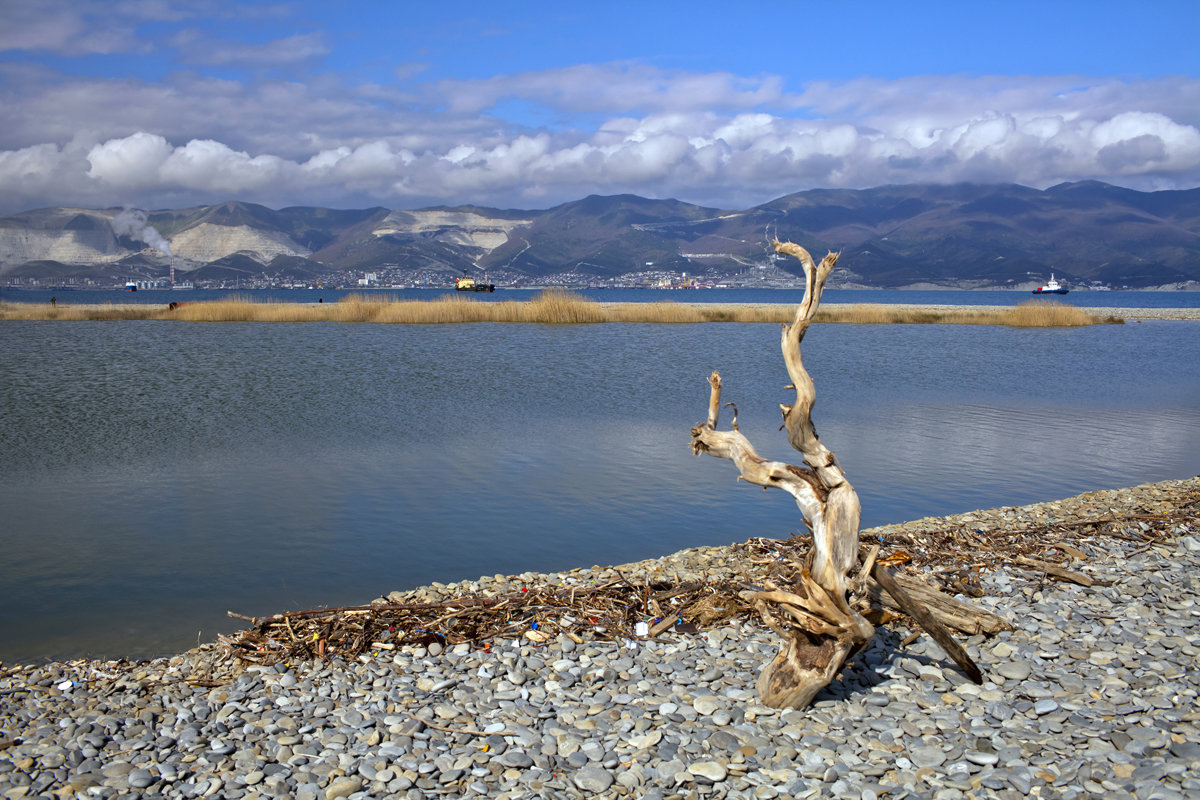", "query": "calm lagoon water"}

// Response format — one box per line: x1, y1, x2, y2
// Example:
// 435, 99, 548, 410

2, 318, 1199, 662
